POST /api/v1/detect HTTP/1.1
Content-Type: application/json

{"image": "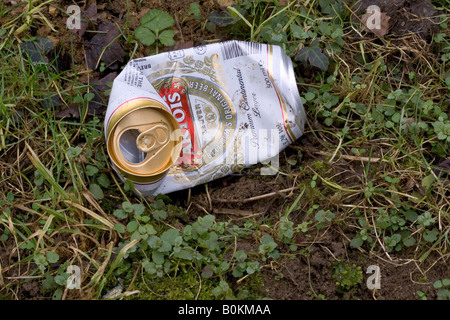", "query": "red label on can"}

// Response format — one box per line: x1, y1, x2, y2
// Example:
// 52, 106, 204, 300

158, 81, 201, 167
